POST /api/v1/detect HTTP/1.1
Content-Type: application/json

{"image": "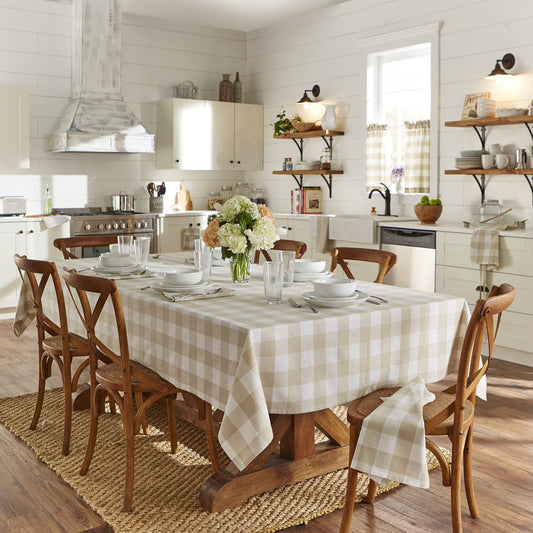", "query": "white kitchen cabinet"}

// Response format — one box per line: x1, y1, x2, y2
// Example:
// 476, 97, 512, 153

156, 98, 263, 171
0, 86, 30, 169
157, 215, 208, 253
